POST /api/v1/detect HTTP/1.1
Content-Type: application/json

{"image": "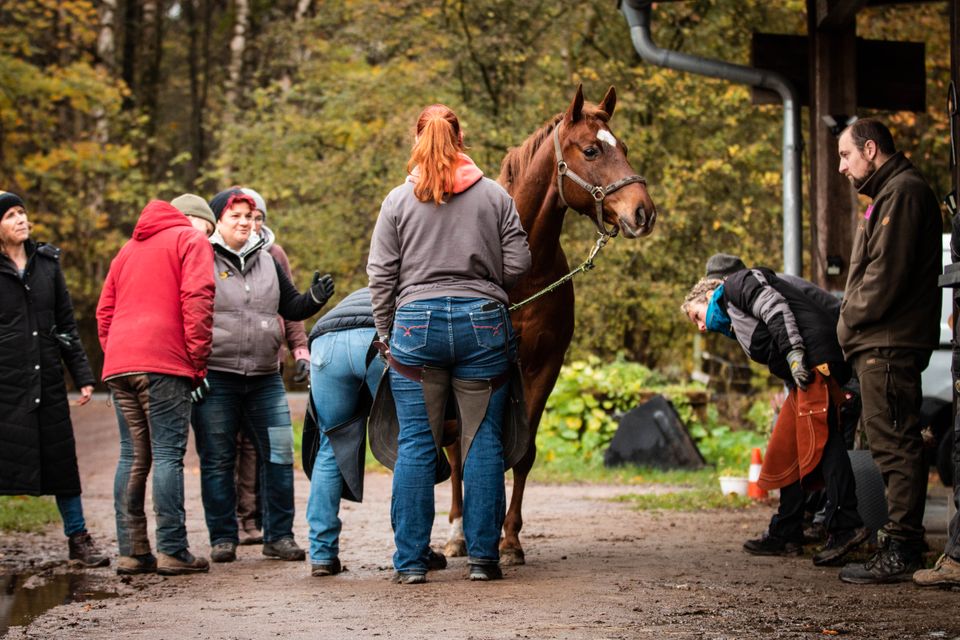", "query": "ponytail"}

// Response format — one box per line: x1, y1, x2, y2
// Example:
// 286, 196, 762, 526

406, 104, 463, 204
